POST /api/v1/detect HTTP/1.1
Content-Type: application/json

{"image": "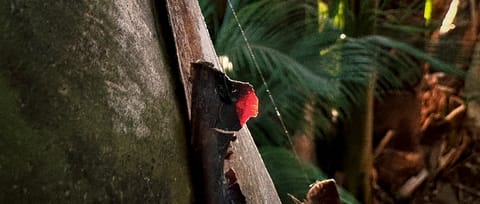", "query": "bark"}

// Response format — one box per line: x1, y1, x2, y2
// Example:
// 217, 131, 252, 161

165, 0, 281, 203
0, 0, 192, 203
